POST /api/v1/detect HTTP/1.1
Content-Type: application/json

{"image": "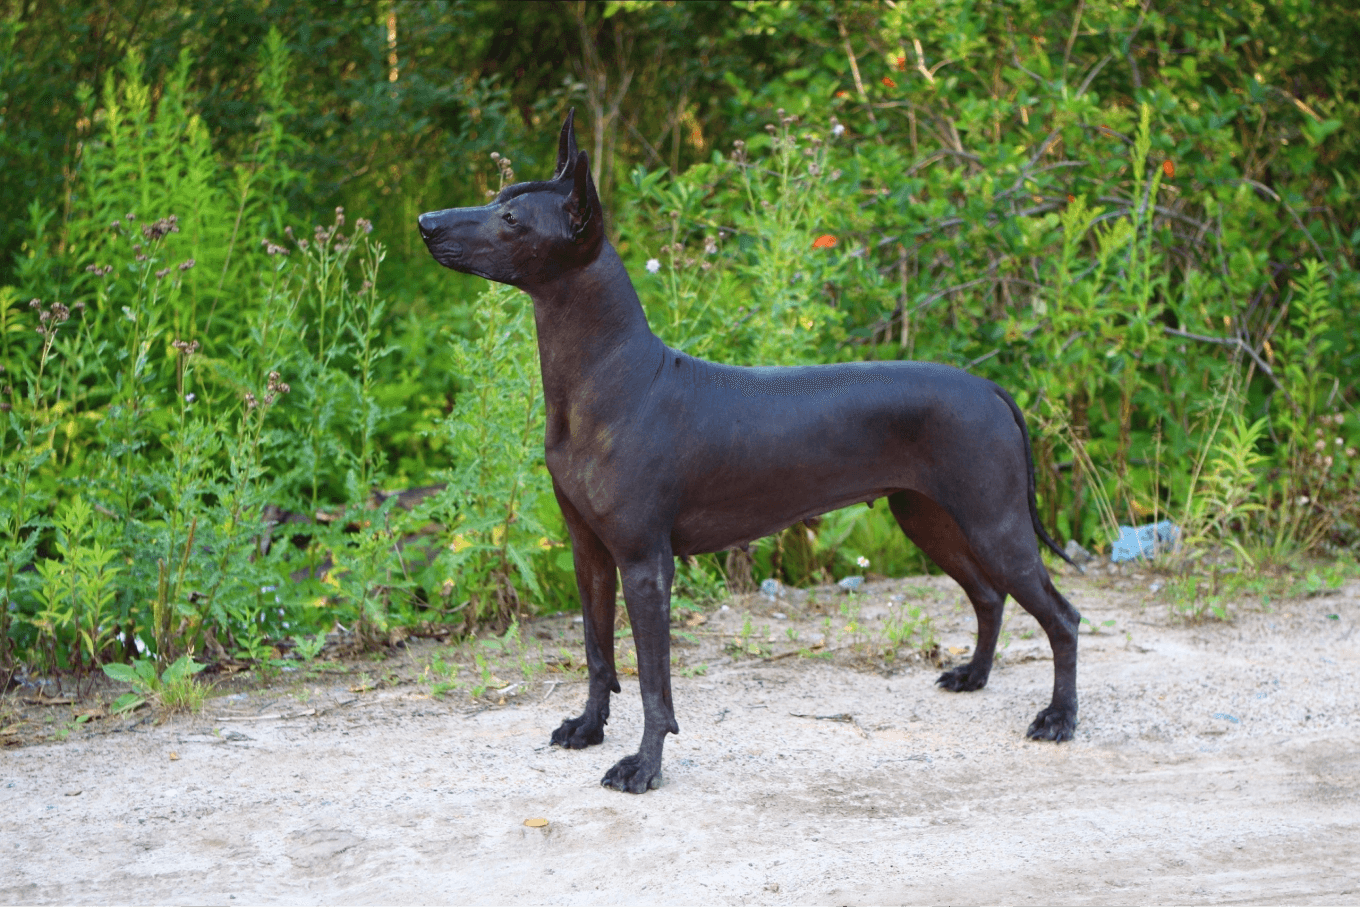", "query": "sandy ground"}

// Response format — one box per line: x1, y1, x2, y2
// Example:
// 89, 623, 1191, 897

2, 567, 1358, 905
